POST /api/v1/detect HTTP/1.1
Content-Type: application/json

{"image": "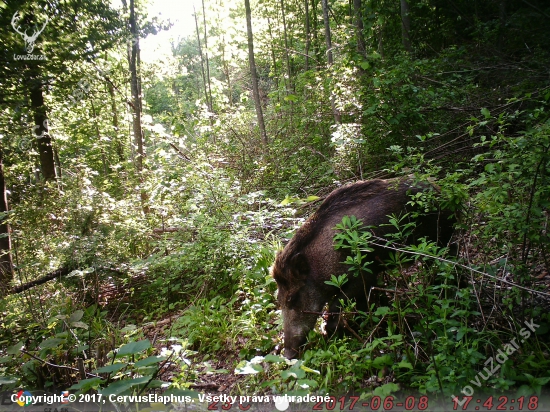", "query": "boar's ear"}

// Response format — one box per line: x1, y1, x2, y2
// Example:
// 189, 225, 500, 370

290, 253, 309, 279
